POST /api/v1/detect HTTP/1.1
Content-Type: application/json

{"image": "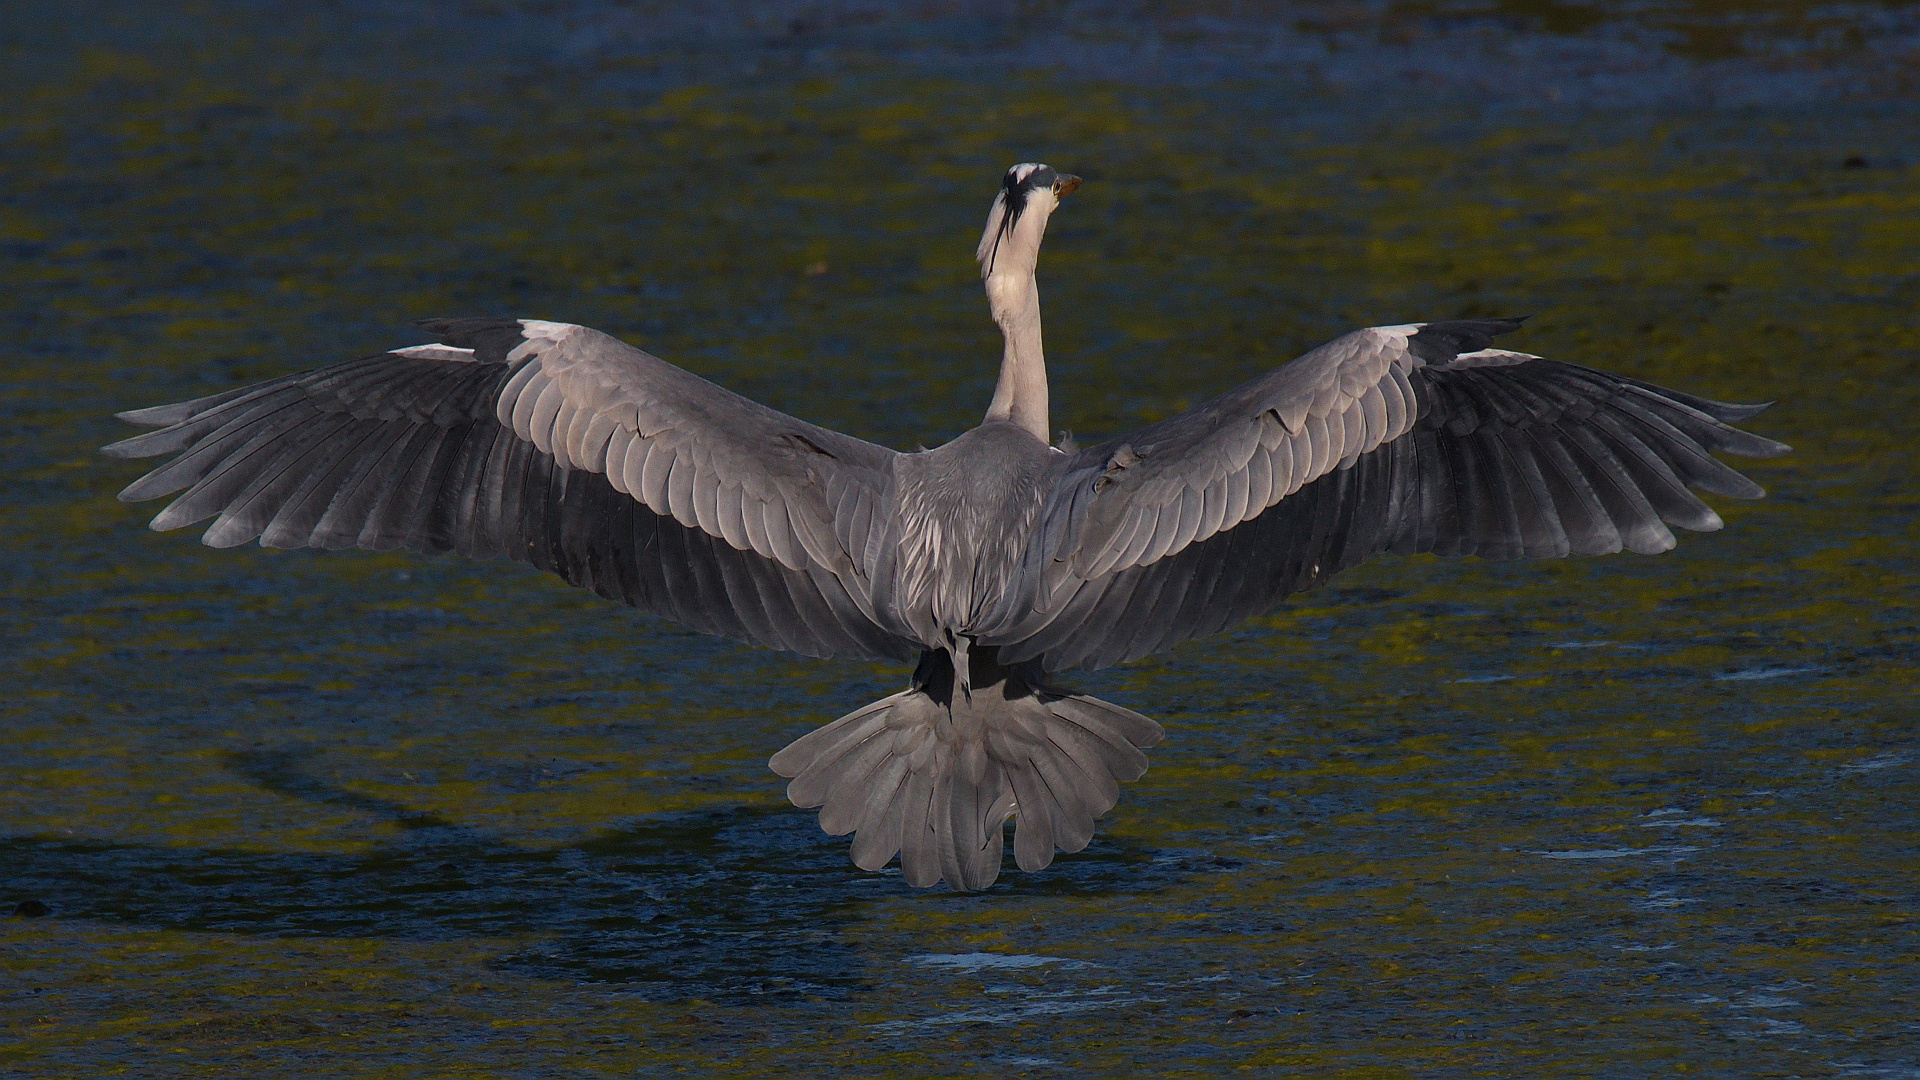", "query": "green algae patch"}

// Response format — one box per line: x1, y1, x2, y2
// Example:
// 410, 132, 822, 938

3, 4, 1917, 1076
